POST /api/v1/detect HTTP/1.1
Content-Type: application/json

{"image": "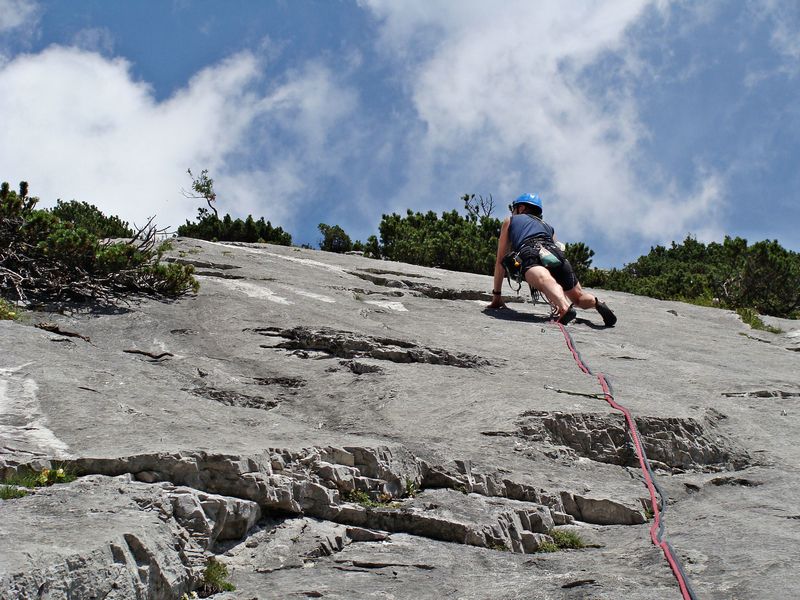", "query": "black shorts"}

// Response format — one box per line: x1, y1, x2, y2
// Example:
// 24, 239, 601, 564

518, 240, 578, 292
